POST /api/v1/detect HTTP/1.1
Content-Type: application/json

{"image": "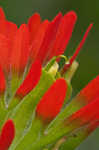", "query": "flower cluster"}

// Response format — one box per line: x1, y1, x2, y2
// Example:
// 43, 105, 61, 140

0, 7, 99, 150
